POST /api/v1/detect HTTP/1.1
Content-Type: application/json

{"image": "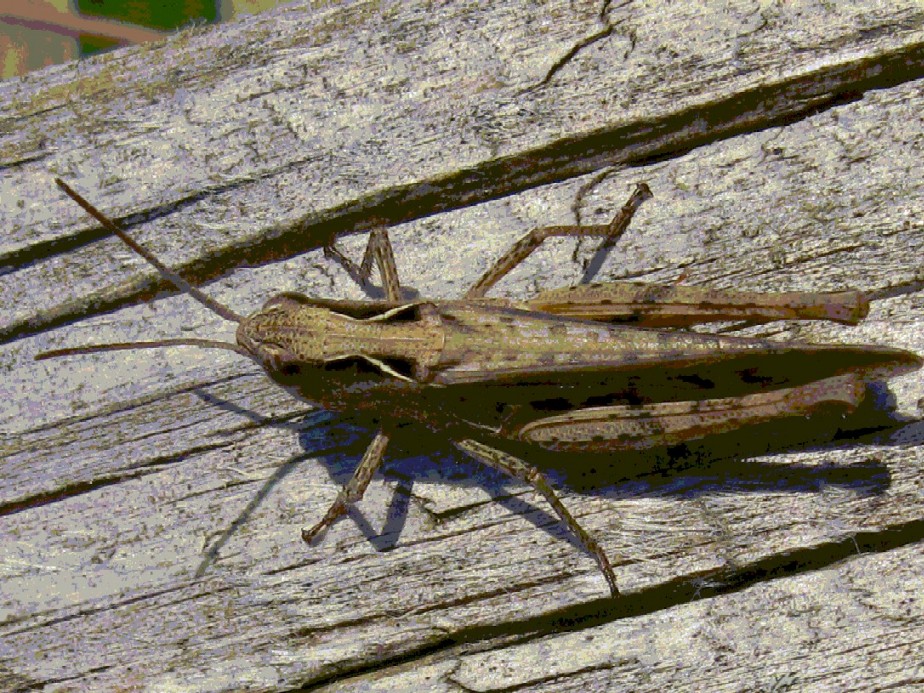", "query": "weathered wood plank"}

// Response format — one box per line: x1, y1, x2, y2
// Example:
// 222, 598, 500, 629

2, 0, 923, 342
1, 1, 923, 691
321, 542, 924, 692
